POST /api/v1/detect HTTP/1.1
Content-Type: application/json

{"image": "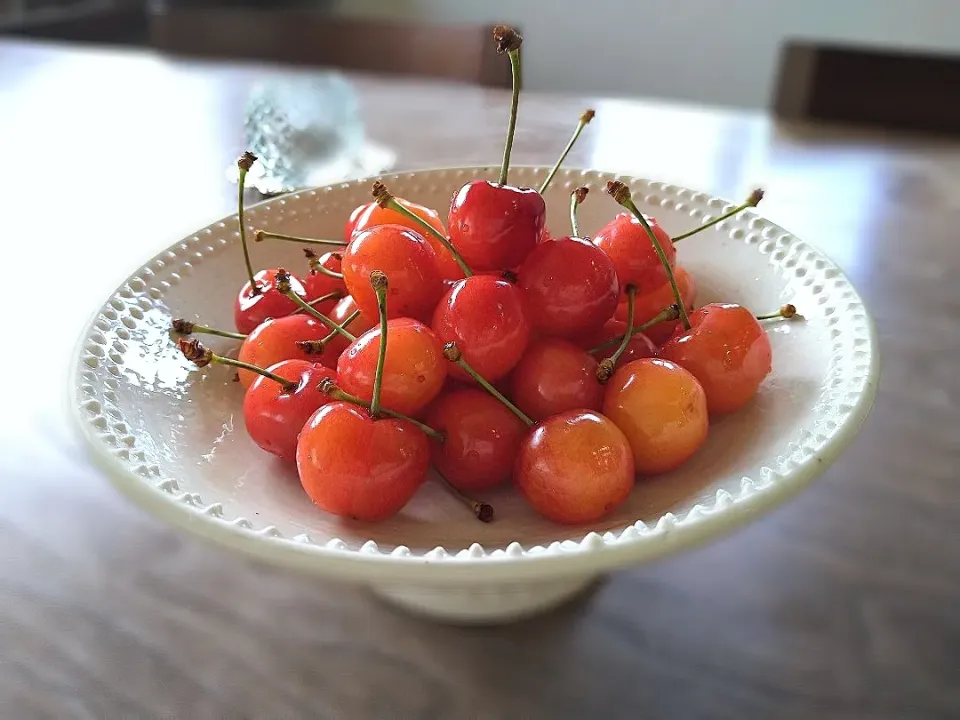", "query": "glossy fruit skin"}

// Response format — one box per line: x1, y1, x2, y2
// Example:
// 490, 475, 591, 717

338, 318, 447, 417
303, 251, 345, 316
575, 318, 658, 369
614, 265, 697, 345
341, 225, 444, 323
517, 235, 619, 337
515, 410, 635, 524
602, 358, 709, 475
234, 269, 307, 335
343, 203, 368, 241
237, 315, 334, 389
425, 389, 527, 492
447, 180, 546, 271
594, 212, 677, 298
296, 401, 430, 522
658, 303, 772, 414
242, 360, 333, 462
508, 339, 604, 422
431, 275, 531, 384
351, 198, 463, 281
321, 295, 377, 363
